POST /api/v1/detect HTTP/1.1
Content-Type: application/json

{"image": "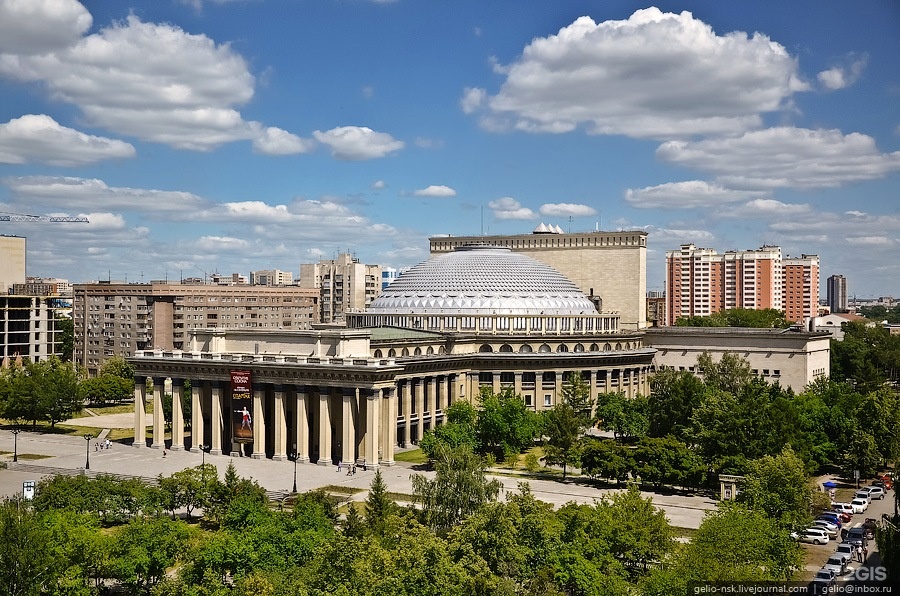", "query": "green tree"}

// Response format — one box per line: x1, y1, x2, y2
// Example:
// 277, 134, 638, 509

364, 469, 397, 536
697, 351, 753, 395
411, 443, 502, 535
647, 367, 705, 442
0, 498, 56, 596
419, 400, 478, 459
739, 446, 816, 529
600, 485, 675, 575
579, 438, 631, 485
111, 517, 192, 594
843, 431, 881, 479
475, 387, 541, 459
101, 355, 135, 381
593, 392, 648, 441
542, 375, 596, 478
